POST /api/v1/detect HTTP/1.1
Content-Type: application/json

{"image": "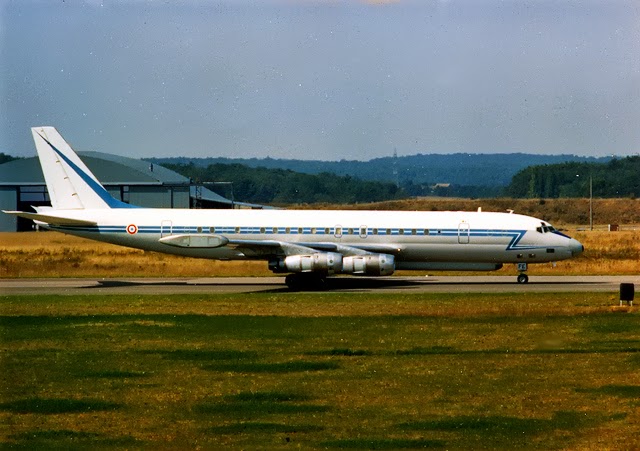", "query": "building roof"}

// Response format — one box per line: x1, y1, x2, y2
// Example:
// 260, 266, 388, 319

0, 152, 189, 185
0, 151, 271, 208
190, 185, 231, 205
